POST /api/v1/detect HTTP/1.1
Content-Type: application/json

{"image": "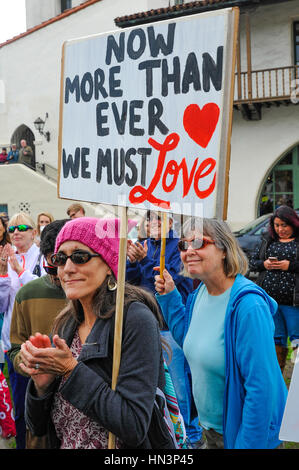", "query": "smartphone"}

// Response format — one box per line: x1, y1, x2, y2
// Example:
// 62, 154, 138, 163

269, 257, 278, 261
